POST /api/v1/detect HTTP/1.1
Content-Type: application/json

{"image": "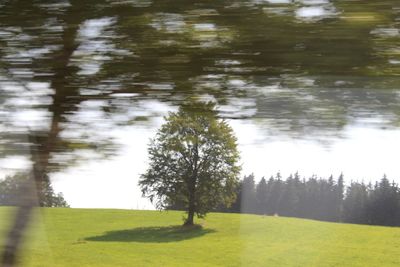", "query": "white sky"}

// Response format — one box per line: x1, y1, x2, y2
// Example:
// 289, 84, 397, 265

1, 10, 400, 210
45, 119, 400, 209
2, 94, 399, 209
